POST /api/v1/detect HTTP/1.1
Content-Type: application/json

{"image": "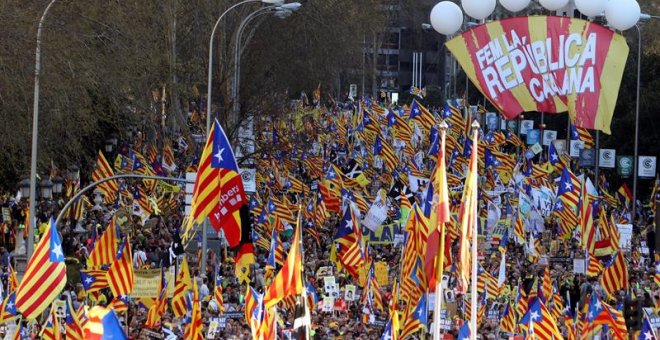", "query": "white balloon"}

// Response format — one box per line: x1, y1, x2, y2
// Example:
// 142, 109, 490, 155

499, 0, 530, 12
575, 0, 606, 17
539, 0, 569, 11
430, 1, 464, 35
606, 0, 641, 31
462, 0, 496, 20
